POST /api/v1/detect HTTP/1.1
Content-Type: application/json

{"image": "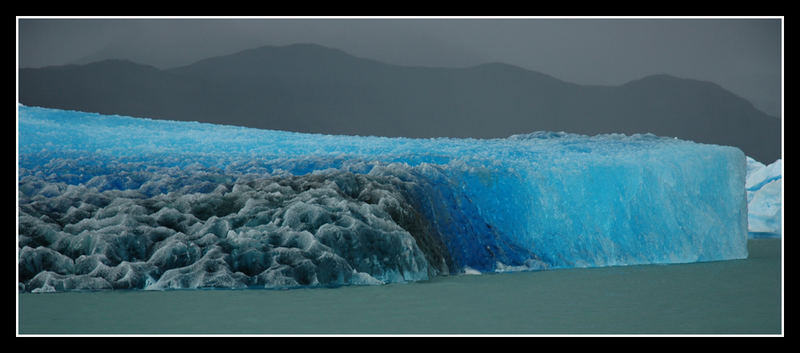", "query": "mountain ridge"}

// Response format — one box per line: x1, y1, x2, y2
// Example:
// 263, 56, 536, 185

18, 43, 781, 162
